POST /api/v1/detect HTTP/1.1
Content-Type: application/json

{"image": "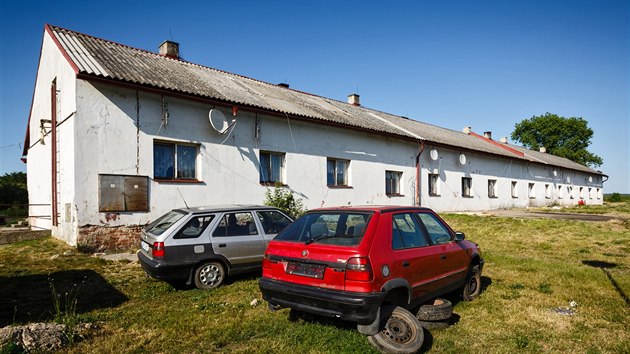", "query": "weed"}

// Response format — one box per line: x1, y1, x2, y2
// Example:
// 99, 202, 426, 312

514, 334, 530, 349
49, 278, 80, 344
537, 281, 553, 294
